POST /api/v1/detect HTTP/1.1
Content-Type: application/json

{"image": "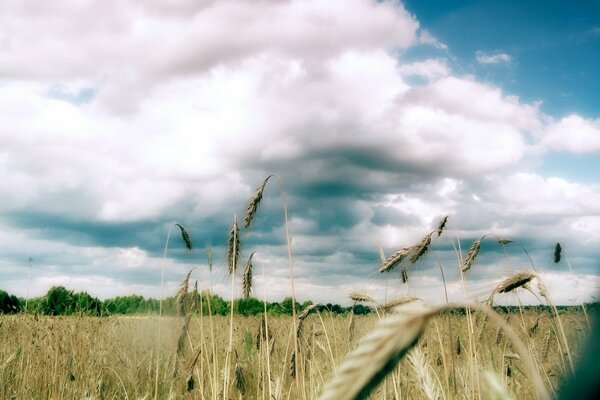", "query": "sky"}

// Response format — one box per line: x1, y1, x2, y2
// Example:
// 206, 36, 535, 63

1, 0, 599, 307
